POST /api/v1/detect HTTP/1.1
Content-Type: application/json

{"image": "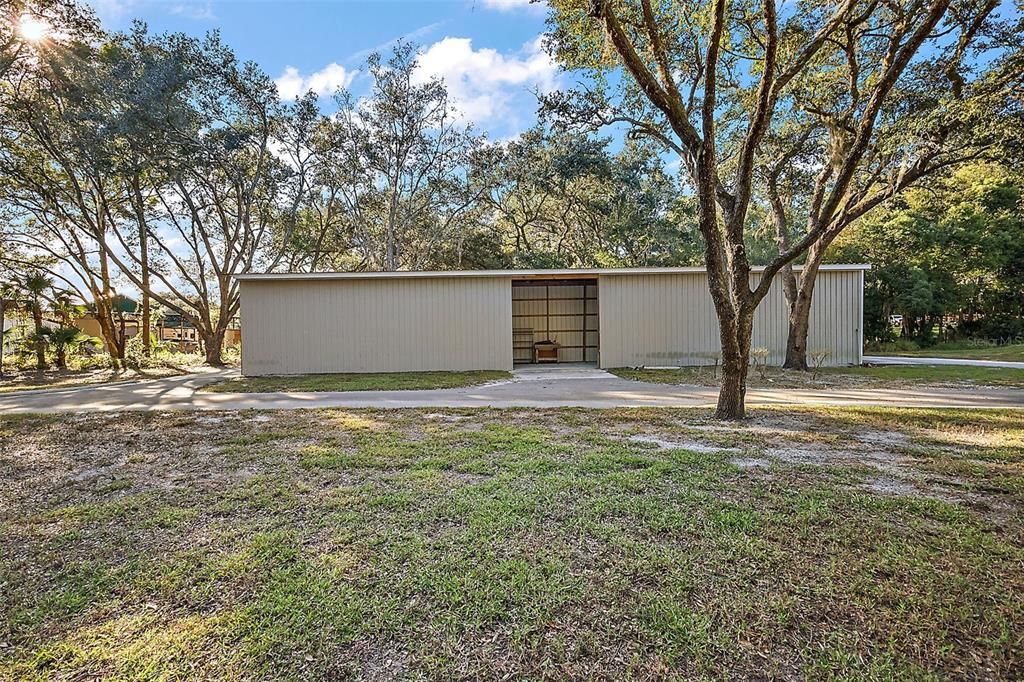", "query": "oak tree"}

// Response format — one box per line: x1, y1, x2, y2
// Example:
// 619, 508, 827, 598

546, 0, 1020, 418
